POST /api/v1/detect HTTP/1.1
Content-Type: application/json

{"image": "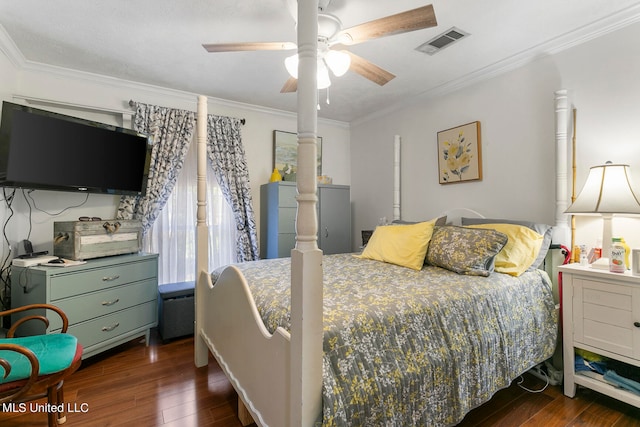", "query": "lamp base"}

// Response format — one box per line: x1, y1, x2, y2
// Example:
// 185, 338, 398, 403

590, 257, 610, 270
